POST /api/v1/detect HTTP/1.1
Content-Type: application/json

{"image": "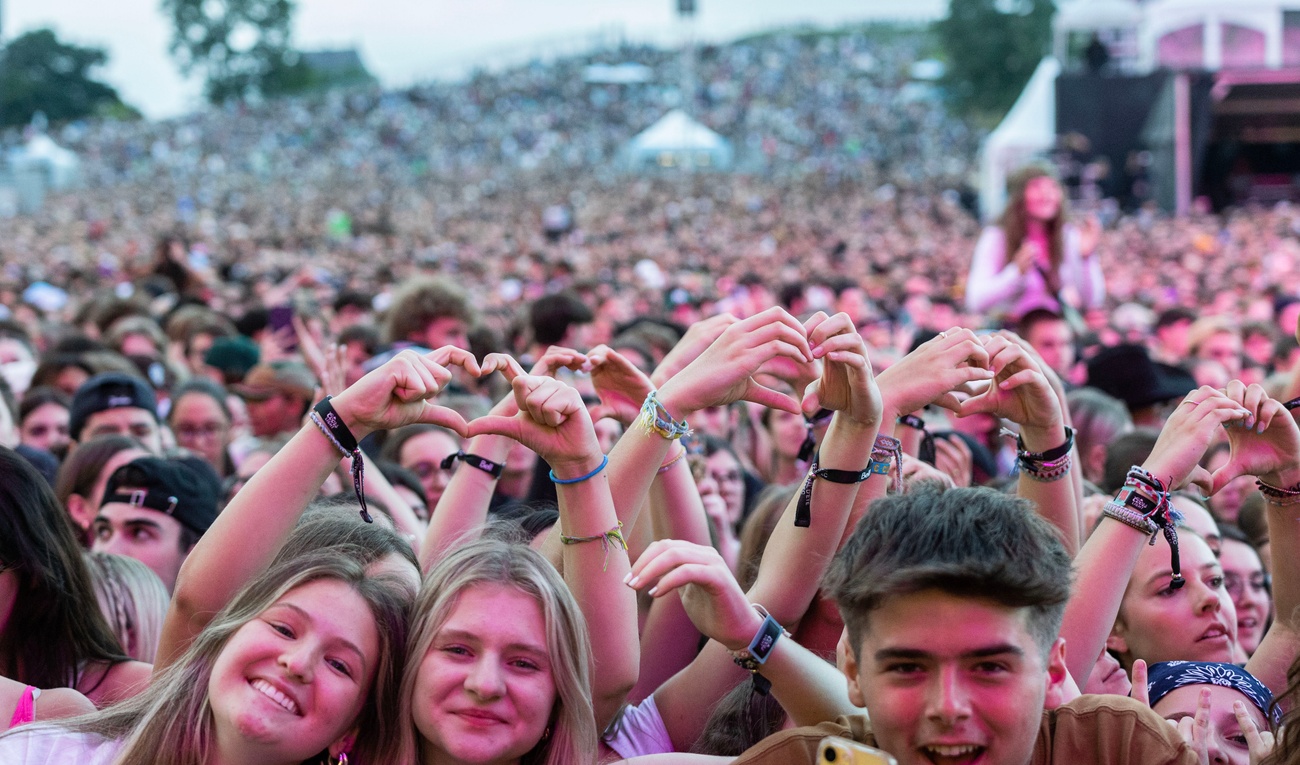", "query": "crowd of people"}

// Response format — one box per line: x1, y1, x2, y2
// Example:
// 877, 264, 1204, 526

1, 21, 1300, 765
